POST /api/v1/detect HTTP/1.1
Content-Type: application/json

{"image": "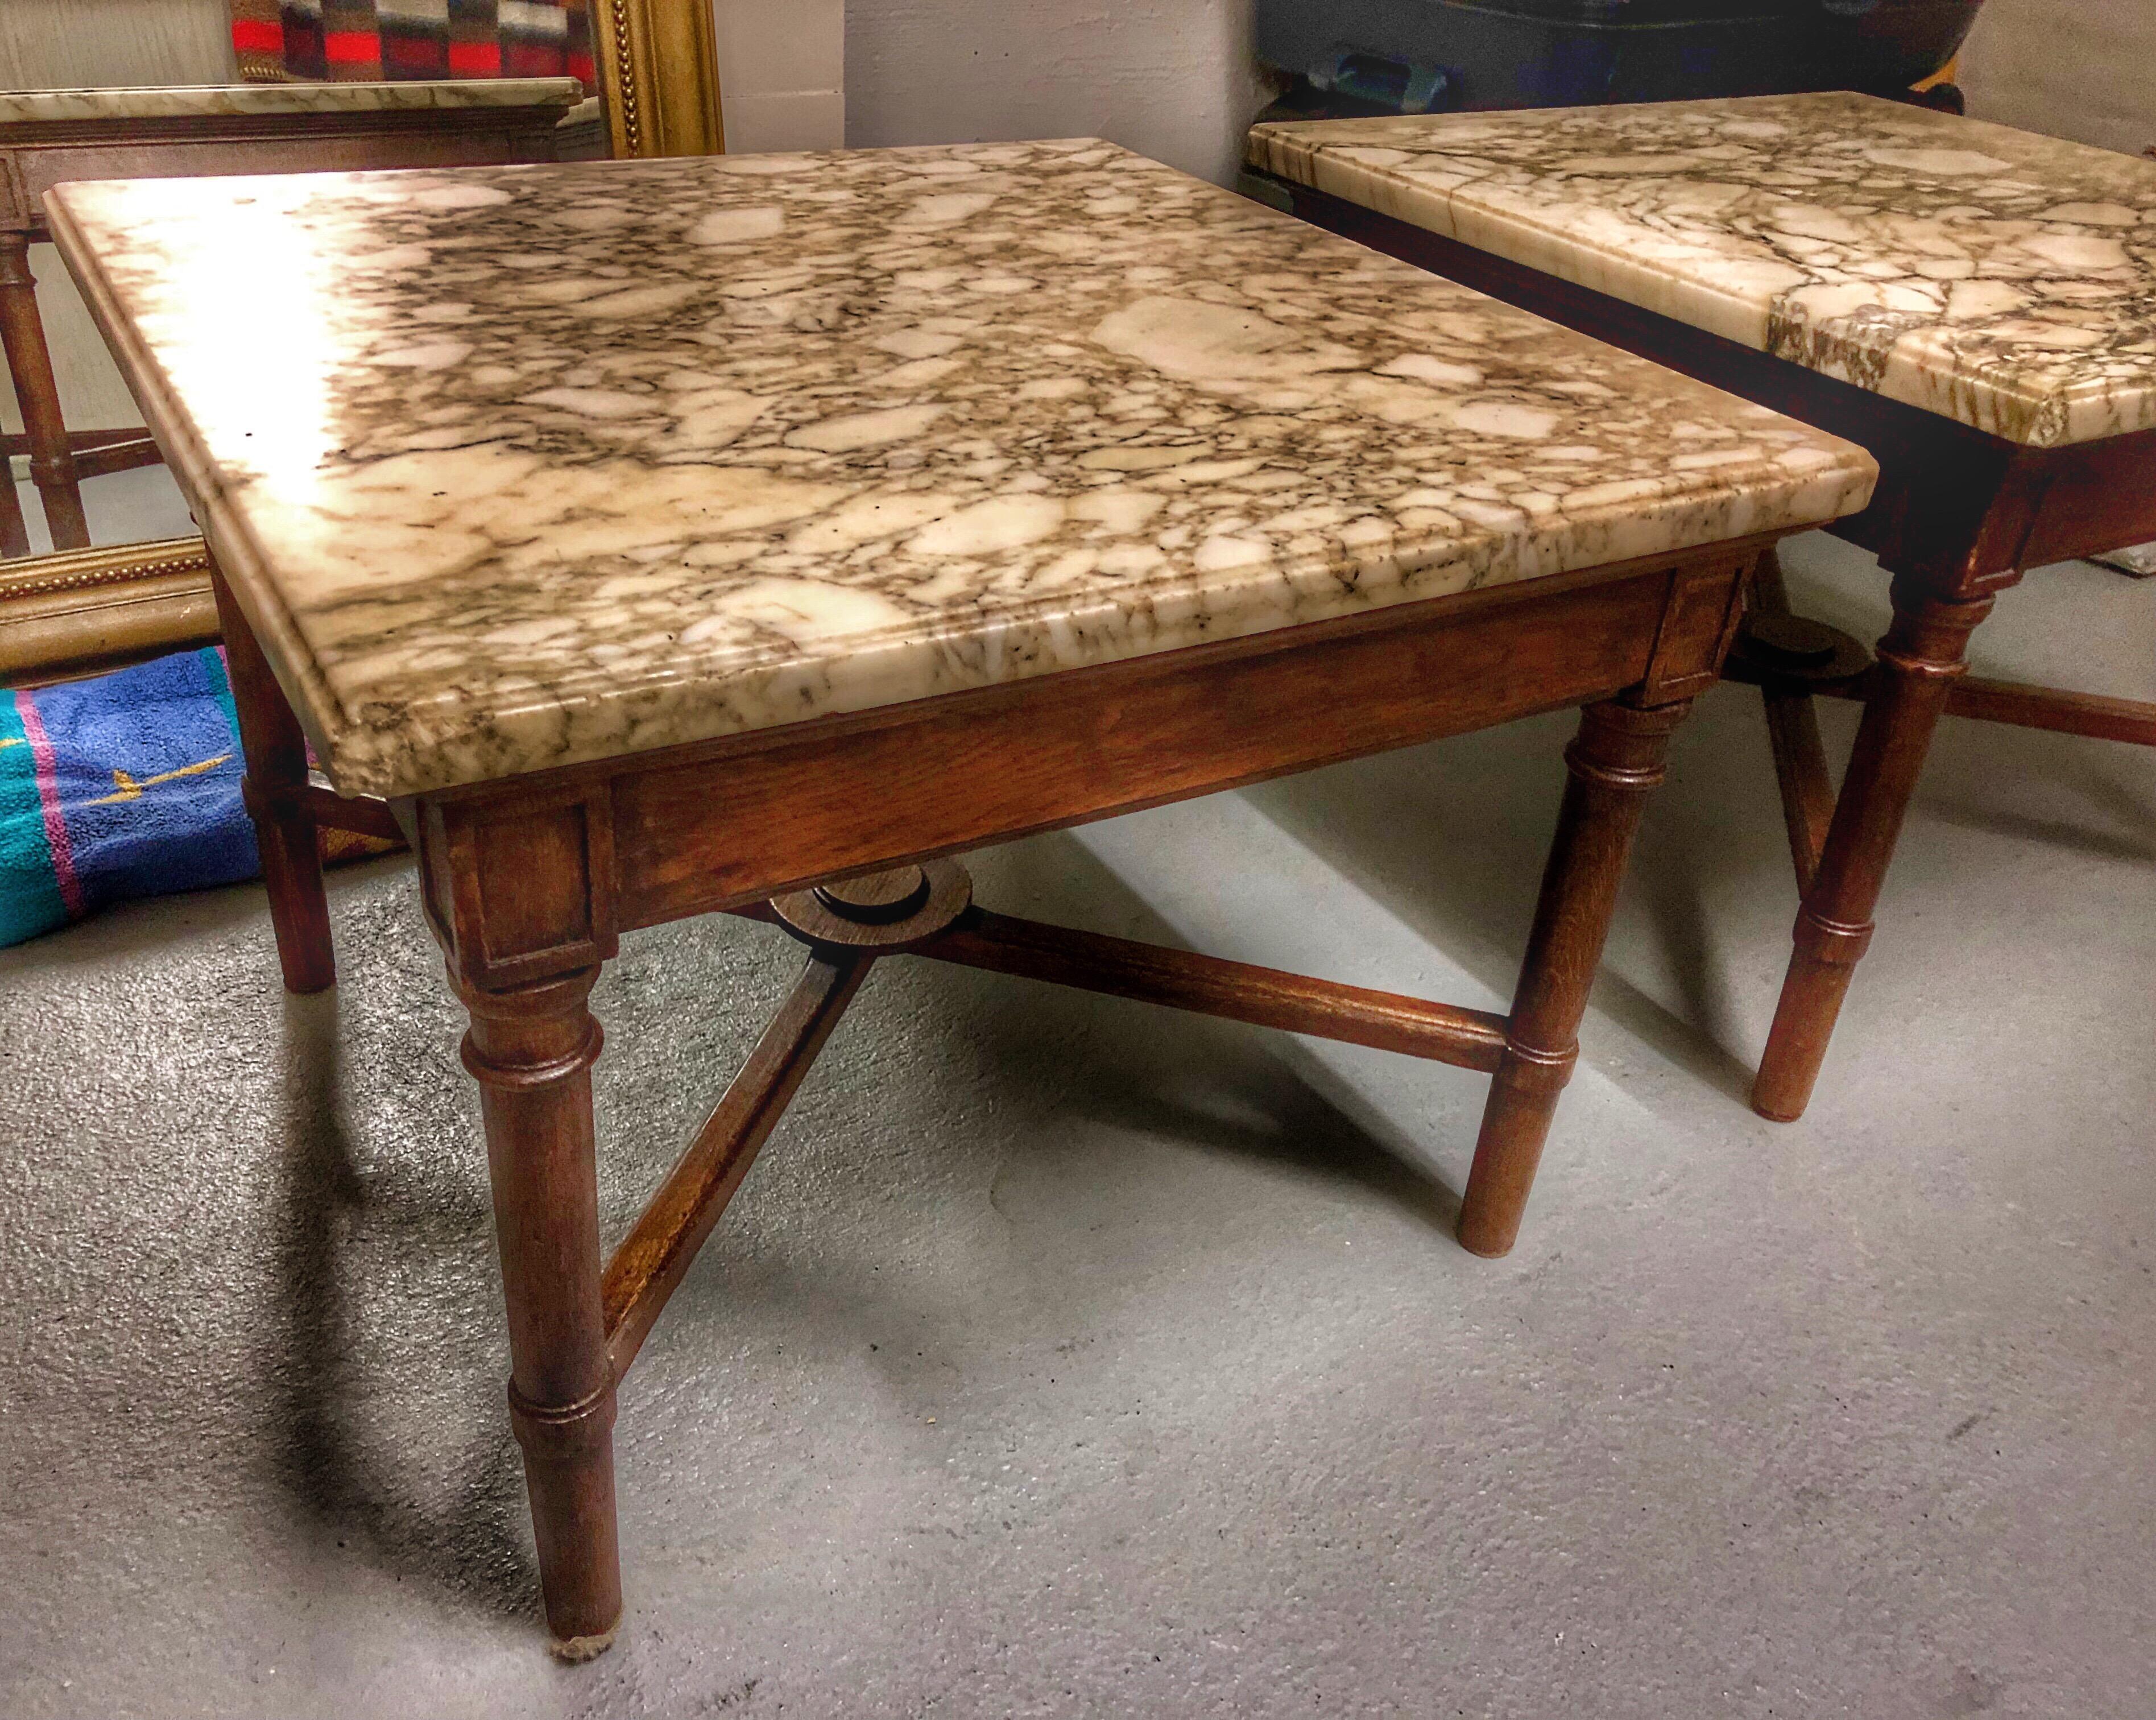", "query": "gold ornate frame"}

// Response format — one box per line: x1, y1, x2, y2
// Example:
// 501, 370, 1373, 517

0, 535, 219, 682
1, 1, 724, 684
593, 0, 727, 159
